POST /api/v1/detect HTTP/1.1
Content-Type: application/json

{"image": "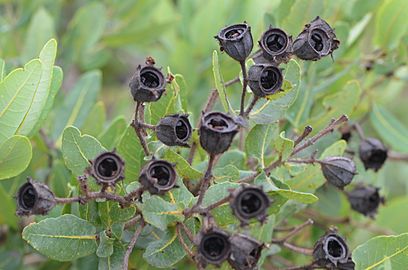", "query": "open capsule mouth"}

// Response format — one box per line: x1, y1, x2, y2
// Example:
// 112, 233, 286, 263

309, 29, 330, 54
368, 149, 387, 164
236, 188, 268, 219
148, 161, 176, 189
175, 118, 191, 141
140, 67, 163, 89
260, 66, 282, 94
220, 24, 248, 40
261, 28, 288, 55
201, 232, 230, 262
325, 236, 347, 260
94, 152, 124, 183
18, 182, 37, 210
203, 112, 238, 133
